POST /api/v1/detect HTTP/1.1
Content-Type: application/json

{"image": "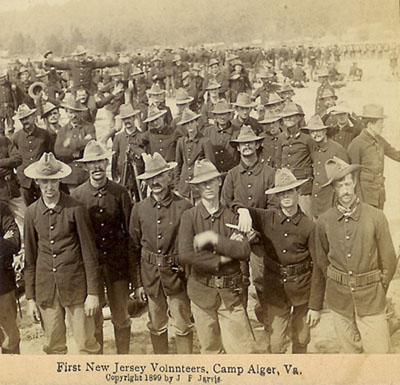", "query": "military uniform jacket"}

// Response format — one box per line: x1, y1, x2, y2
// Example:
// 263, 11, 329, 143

72, 179, 139, 286
10, 125, 52, 189
129, 192, 192, 297
0, 135, 21, 200
0, 202, 20, 295
0, 81, 16, 118
24, 193, 100, 307
348, 129, 400, 208
54, 121, 96, 185
248, 207, 324, 310
310, 140, 348, 217
314, 202, 397, 317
